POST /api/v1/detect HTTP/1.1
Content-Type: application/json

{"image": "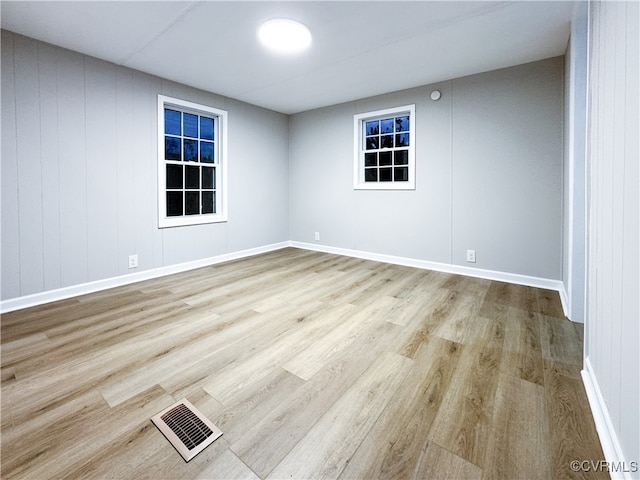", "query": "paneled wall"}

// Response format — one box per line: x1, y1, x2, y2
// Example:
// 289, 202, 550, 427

0, 31, 564, 304
1, 31, 289, 301
585, 0, 639, 469
289, 57, 564, 281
